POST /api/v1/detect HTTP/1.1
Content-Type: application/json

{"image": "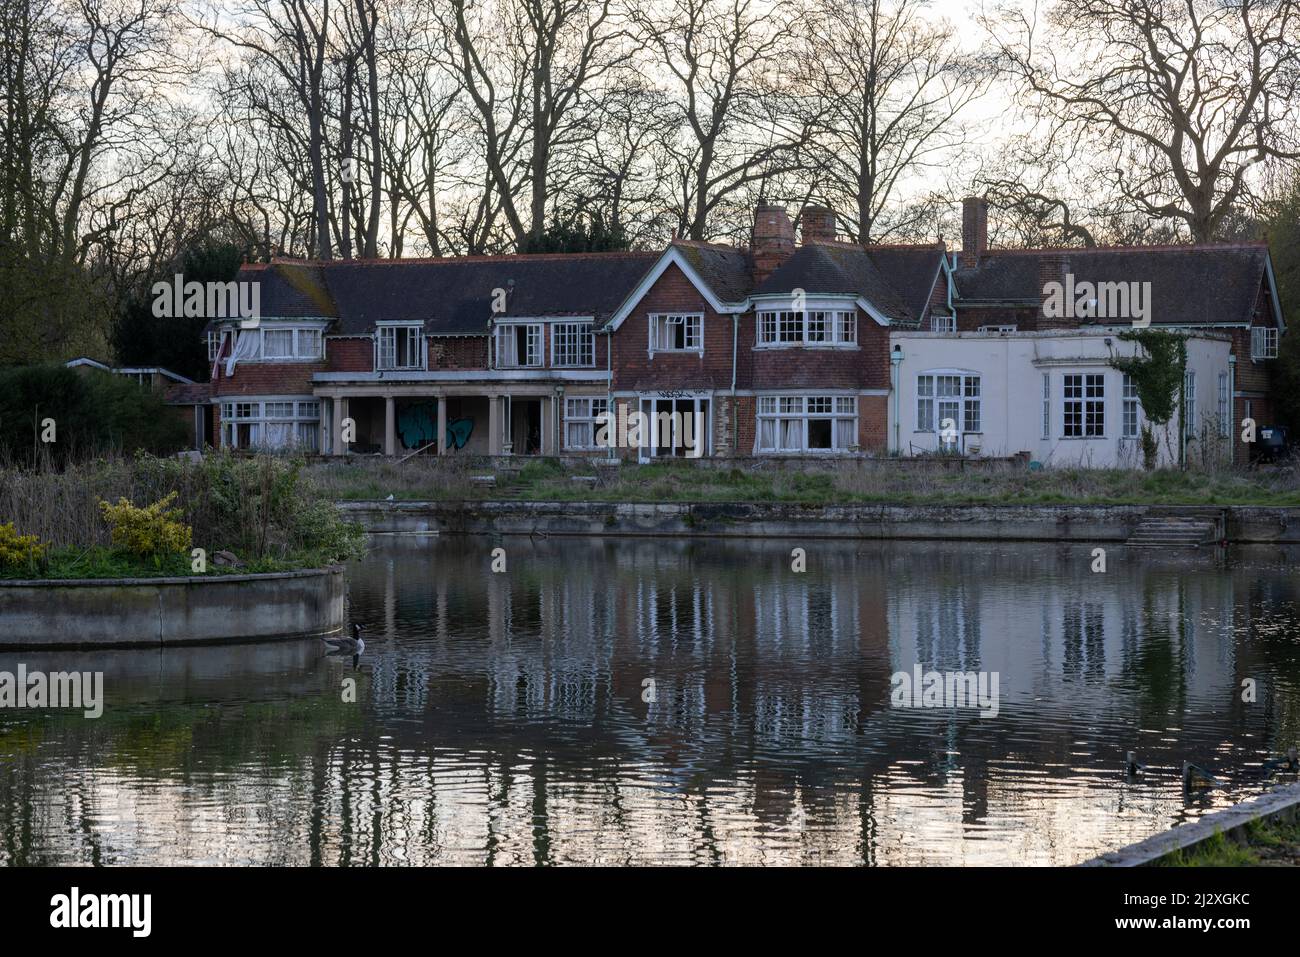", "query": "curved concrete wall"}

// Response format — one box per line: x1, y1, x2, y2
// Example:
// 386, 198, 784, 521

0, 567, 345, 649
